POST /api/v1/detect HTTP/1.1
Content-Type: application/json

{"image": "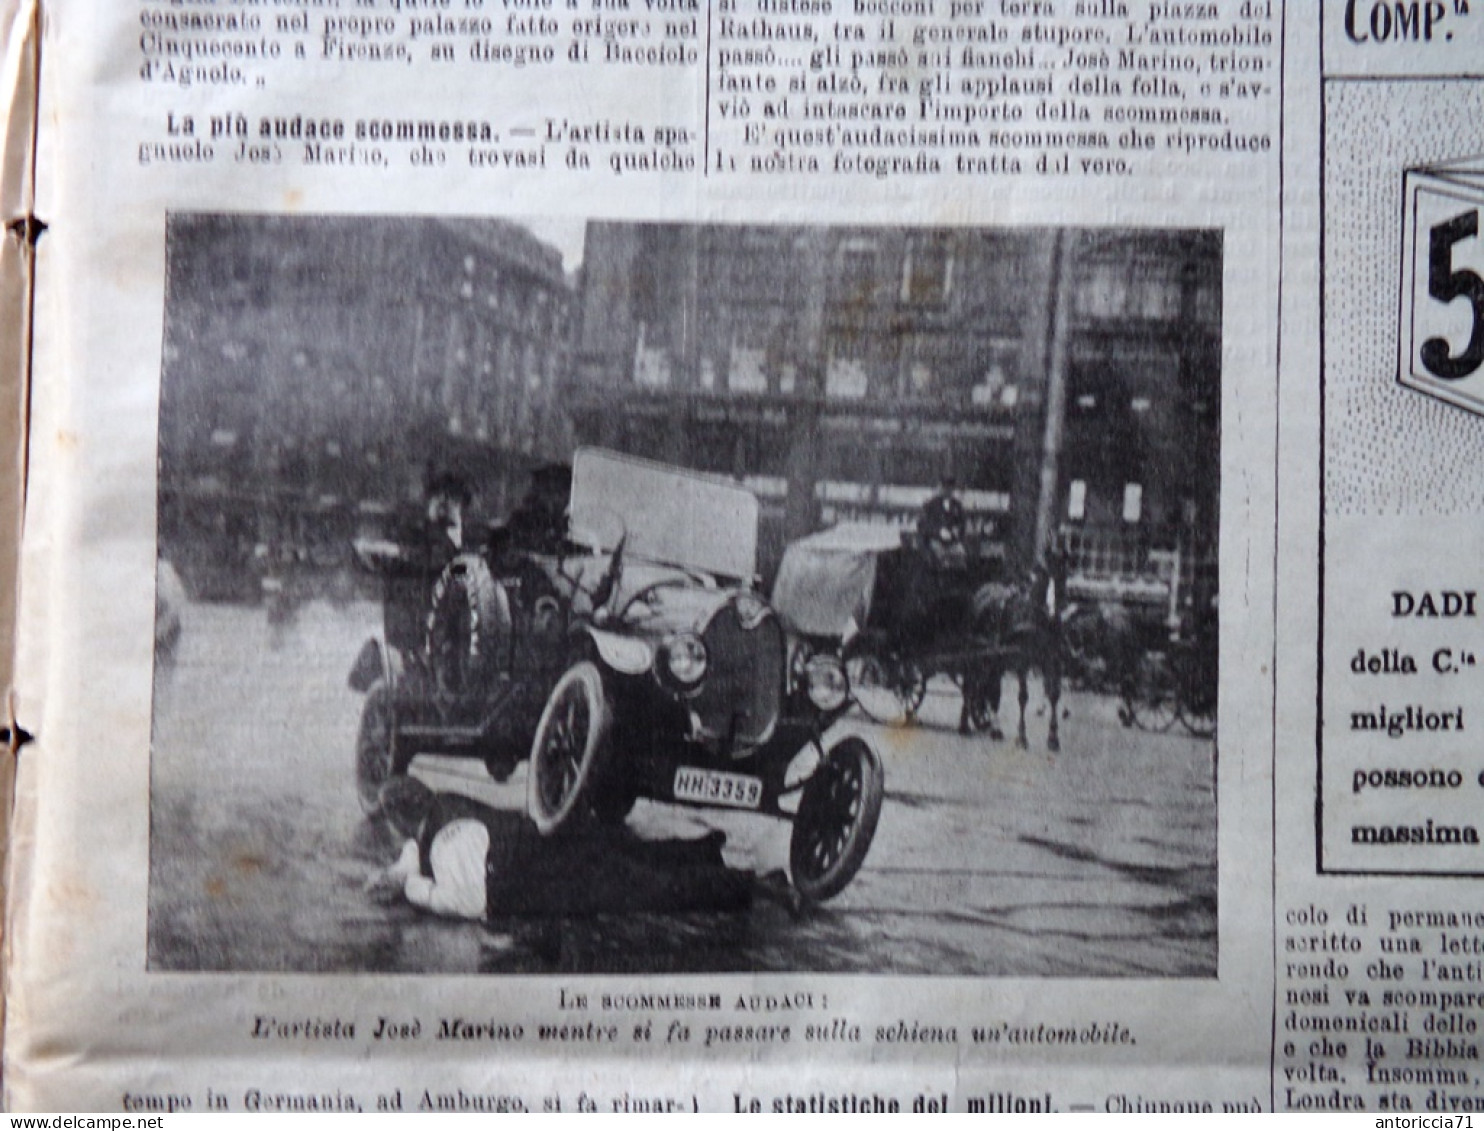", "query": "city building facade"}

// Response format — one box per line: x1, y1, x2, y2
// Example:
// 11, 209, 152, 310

158, 214, 572, 598
567, 221, 1220, 627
